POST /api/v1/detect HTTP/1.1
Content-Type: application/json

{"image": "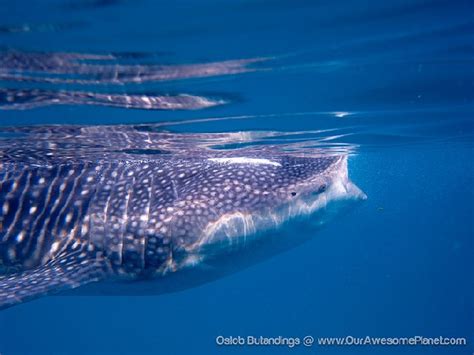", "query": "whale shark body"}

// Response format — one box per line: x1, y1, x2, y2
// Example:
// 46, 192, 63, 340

0, 125, 366, 309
